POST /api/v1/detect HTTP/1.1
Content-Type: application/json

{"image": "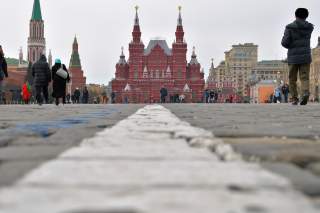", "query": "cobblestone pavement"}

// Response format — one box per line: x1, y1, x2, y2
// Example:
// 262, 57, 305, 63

0, 104, 143, 186
166, 103, 320, 207
0, 104, 319, 212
